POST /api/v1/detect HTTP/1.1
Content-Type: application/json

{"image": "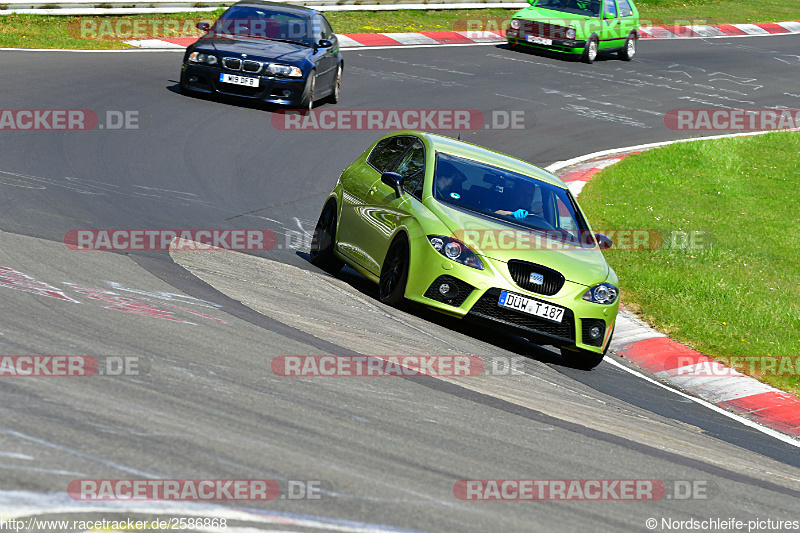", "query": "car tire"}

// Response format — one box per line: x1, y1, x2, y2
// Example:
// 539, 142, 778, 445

619, 33, 636, 61
582, 36, 599, 64
328, 64, 342, 104
378, 233, 410, 307
310, 200, 343, 273
299, 70, 316, 110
